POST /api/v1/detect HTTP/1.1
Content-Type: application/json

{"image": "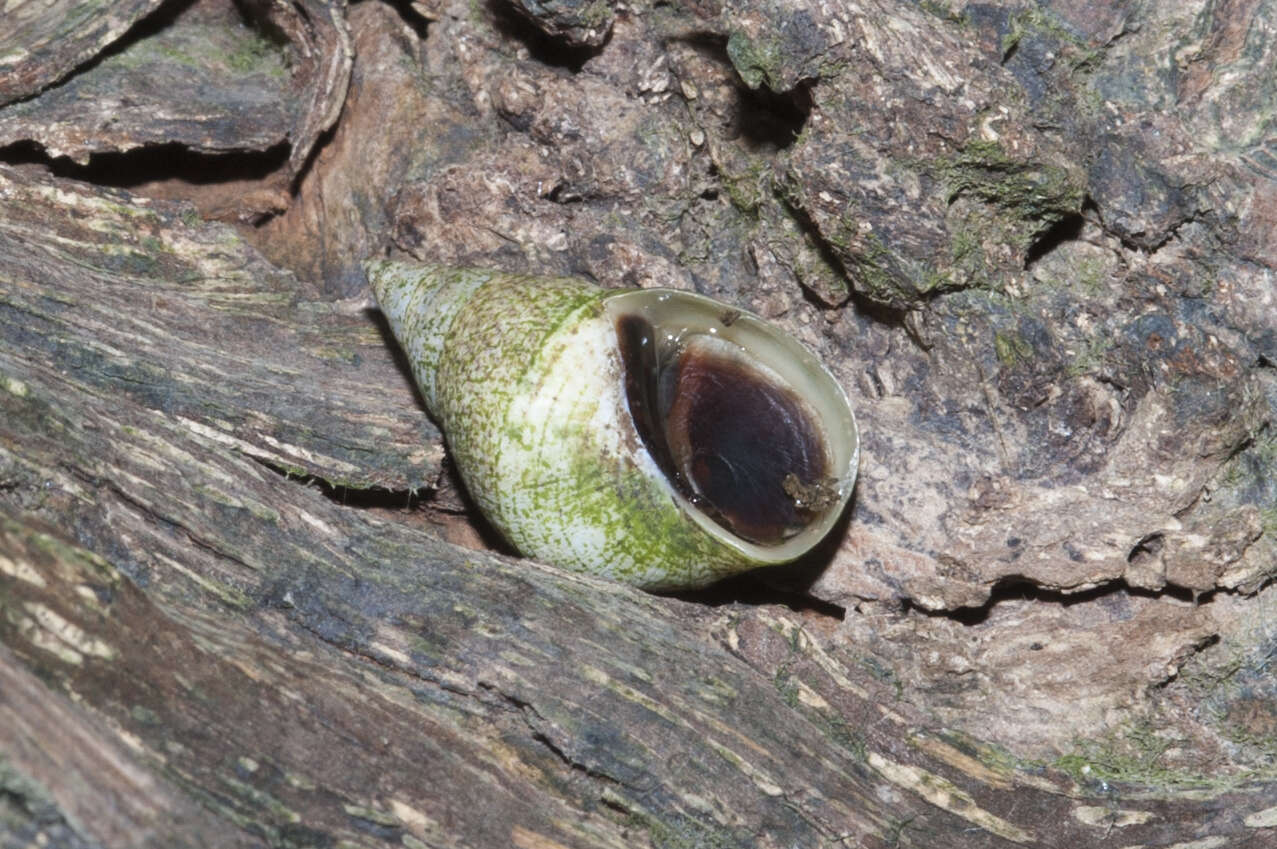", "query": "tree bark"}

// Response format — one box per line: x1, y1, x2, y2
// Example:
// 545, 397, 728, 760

3, 0, 1277, 847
